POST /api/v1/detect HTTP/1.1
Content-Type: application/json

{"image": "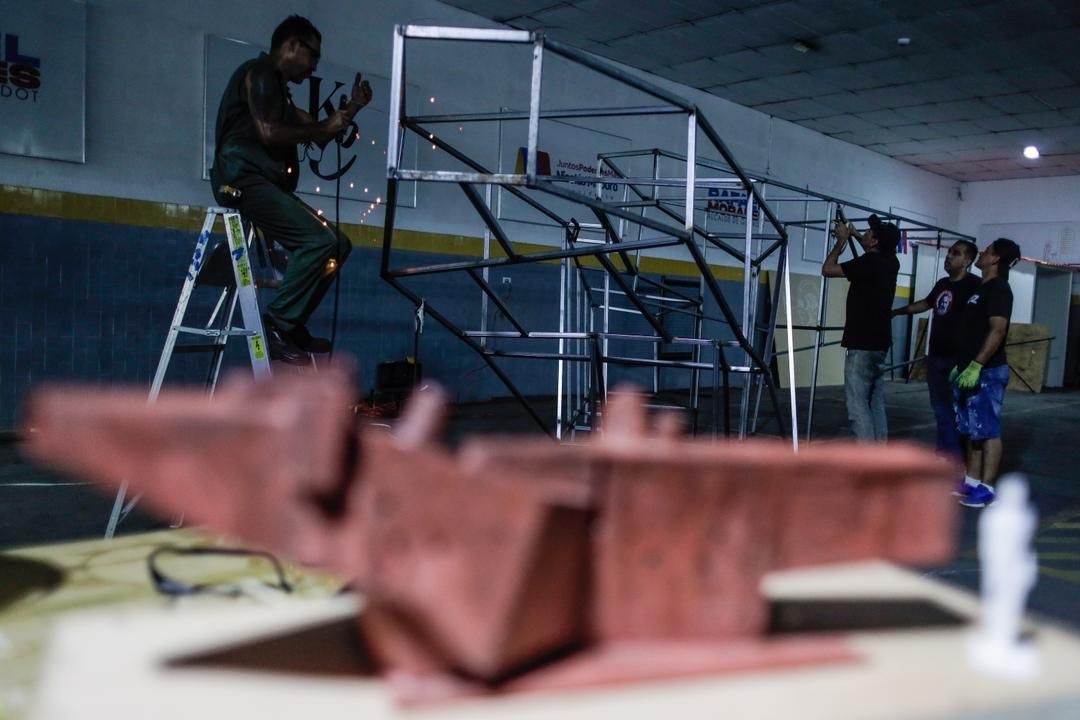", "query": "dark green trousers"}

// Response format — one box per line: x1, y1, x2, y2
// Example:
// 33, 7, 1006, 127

228, 177, 352, 334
